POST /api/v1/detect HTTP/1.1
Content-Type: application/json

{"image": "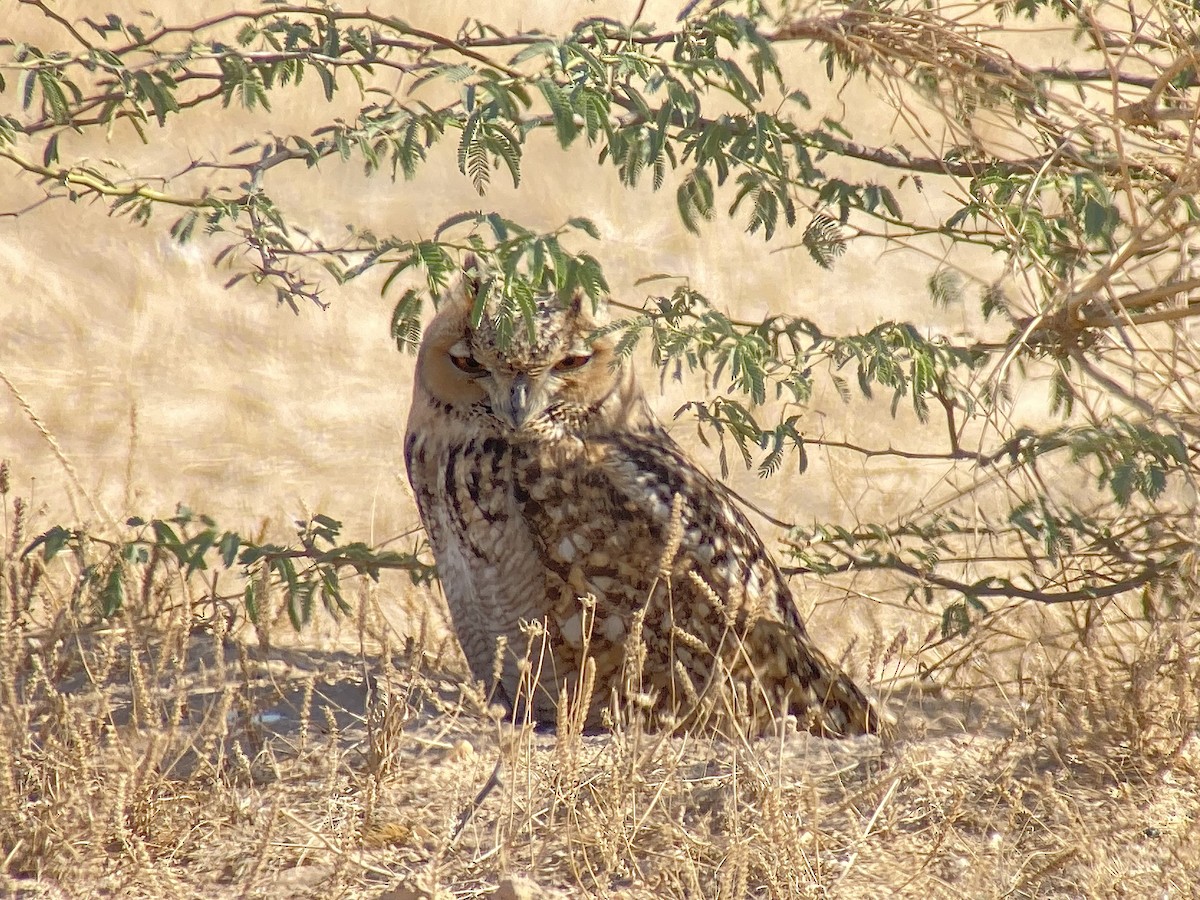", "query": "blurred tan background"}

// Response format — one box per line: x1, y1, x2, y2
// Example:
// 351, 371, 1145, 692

1, 1, 1028, 642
